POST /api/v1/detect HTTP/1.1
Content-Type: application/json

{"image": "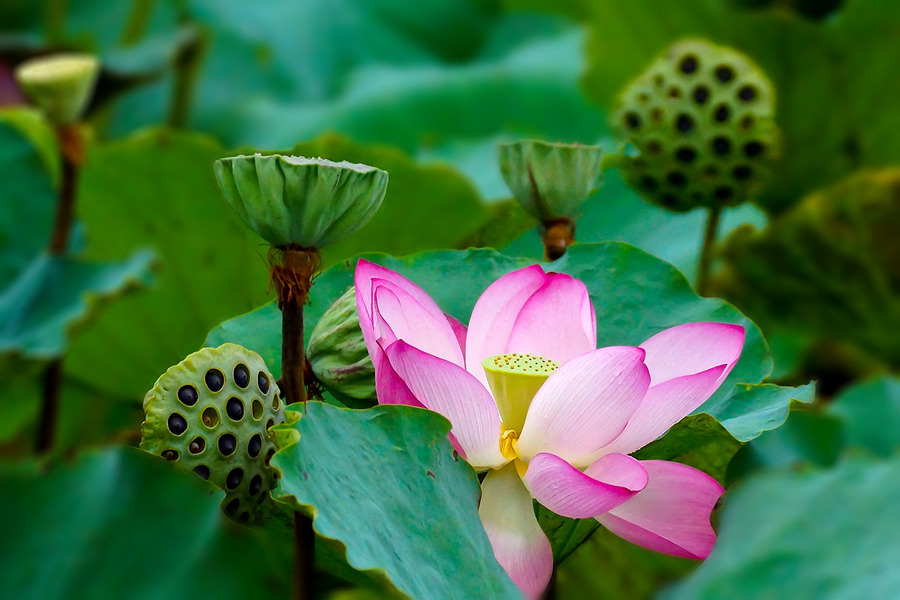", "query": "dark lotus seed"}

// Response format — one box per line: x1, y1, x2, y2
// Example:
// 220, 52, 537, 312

233, 364, 250, 388
167, 413, 187, 435
257, 372, 269, 394
676, 147, 697, 163
744, 141, 765, 157
226, 397, 244, 421
676, 114, 694, 133
660, 194, 678, 207
647, 140, 662, 155
189, 437, 205, 454
177, 385, 198, 406
225, 498, 239, 516
738, 85, 757, 101
248, 434, 262, 458
218, 434, 237, 456
624, 112, 642, 130
733, 165, 753, 180
679, 55, 699, 74
265, 448, 275, 467
641, 176, 658, 191
692, 86, 710, 105
238, 512, 250, 524
713, 104, 730, 122
714, 186, 734, 200
715, 65, 735, 83
667, 172, 687, 187
205, 369, 224, 392
712, 136, 732, 155
193, 465, 210, 480
226, 468, 243, 490
266, 418, 275, 430
249, 475, 263, 495
162, 449, 178, 461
